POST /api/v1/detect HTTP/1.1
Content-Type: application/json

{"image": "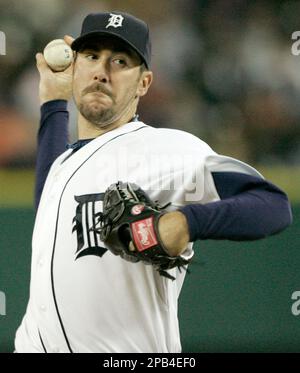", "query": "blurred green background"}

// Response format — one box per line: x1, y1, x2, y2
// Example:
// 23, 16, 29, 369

1, 169, 299, 353
1, 0, 300, 353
